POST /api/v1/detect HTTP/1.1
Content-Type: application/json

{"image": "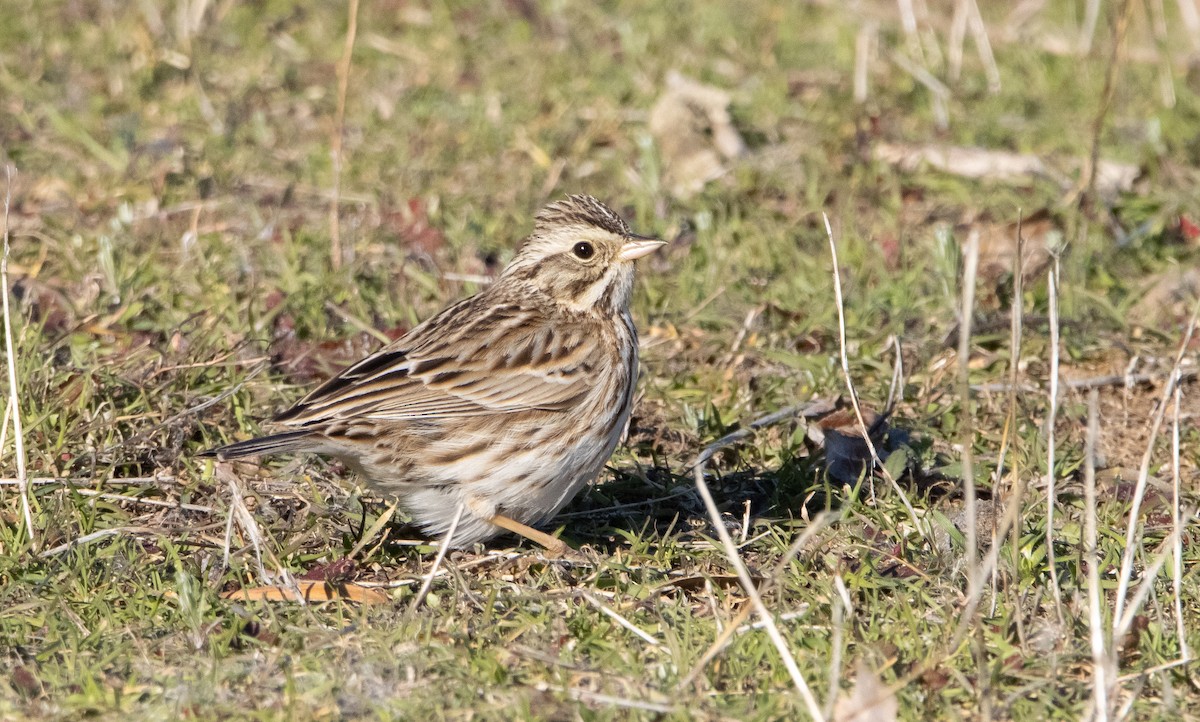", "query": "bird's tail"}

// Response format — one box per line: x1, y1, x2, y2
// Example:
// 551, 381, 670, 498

198, 430, 312, 460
